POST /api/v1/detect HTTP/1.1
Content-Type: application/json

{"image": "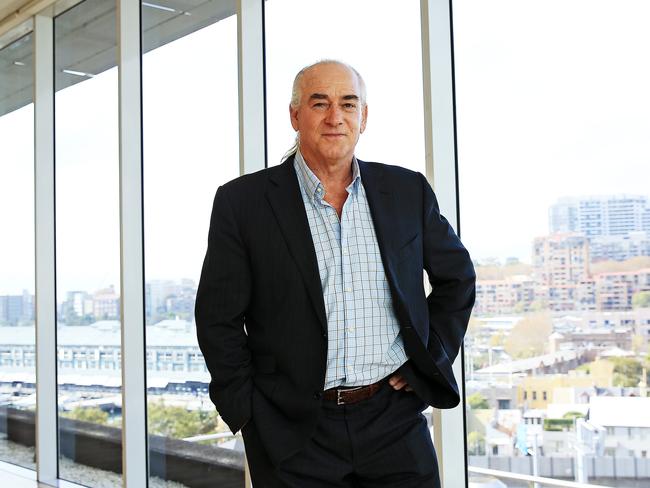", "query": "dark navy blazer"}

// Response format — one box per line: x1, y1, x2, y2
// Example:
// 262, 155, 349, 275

195, 155, 476, 465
